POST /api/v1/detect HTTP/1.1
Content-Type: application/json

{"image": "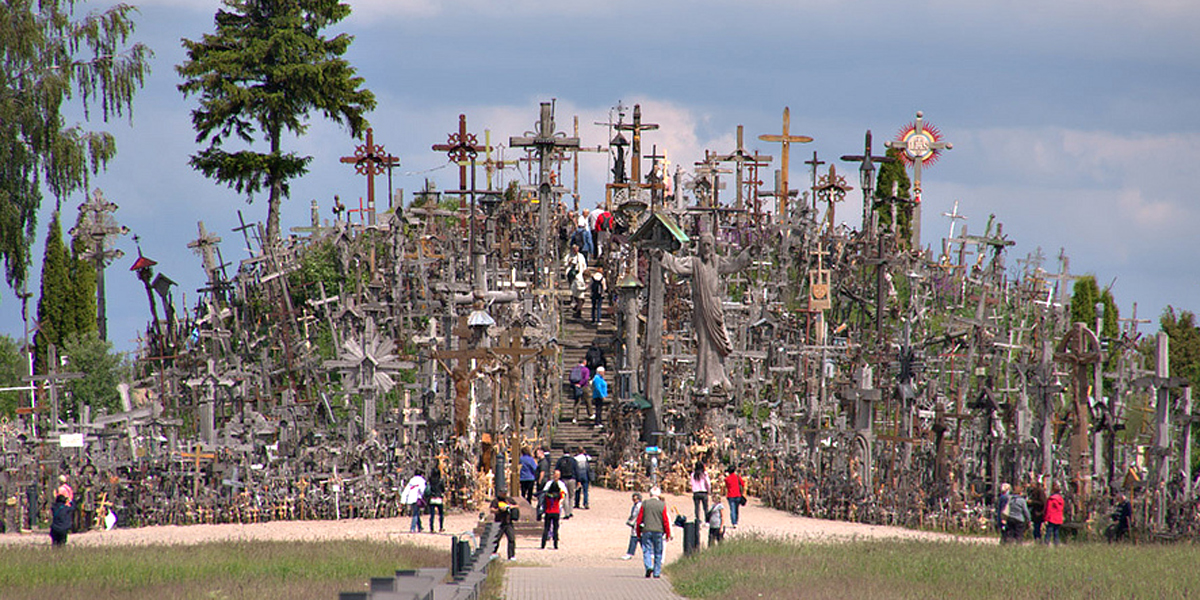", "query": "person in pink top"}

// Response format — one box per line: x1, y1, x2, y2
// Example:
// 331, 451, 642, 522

689, 461, 711, 523
1044, 482, 1065, 546
56, 475, 74, 505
